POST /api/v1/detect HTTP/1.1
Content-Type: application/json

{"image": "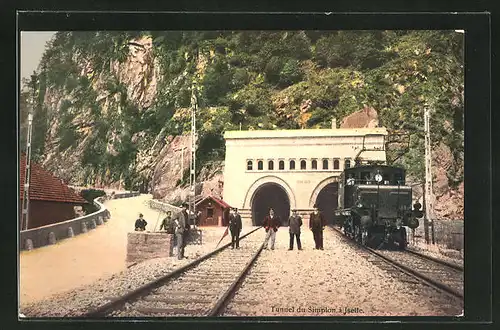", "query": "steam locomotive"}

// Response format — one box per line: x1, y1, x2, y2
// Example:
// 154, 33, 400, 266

334, 164, 423, 250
